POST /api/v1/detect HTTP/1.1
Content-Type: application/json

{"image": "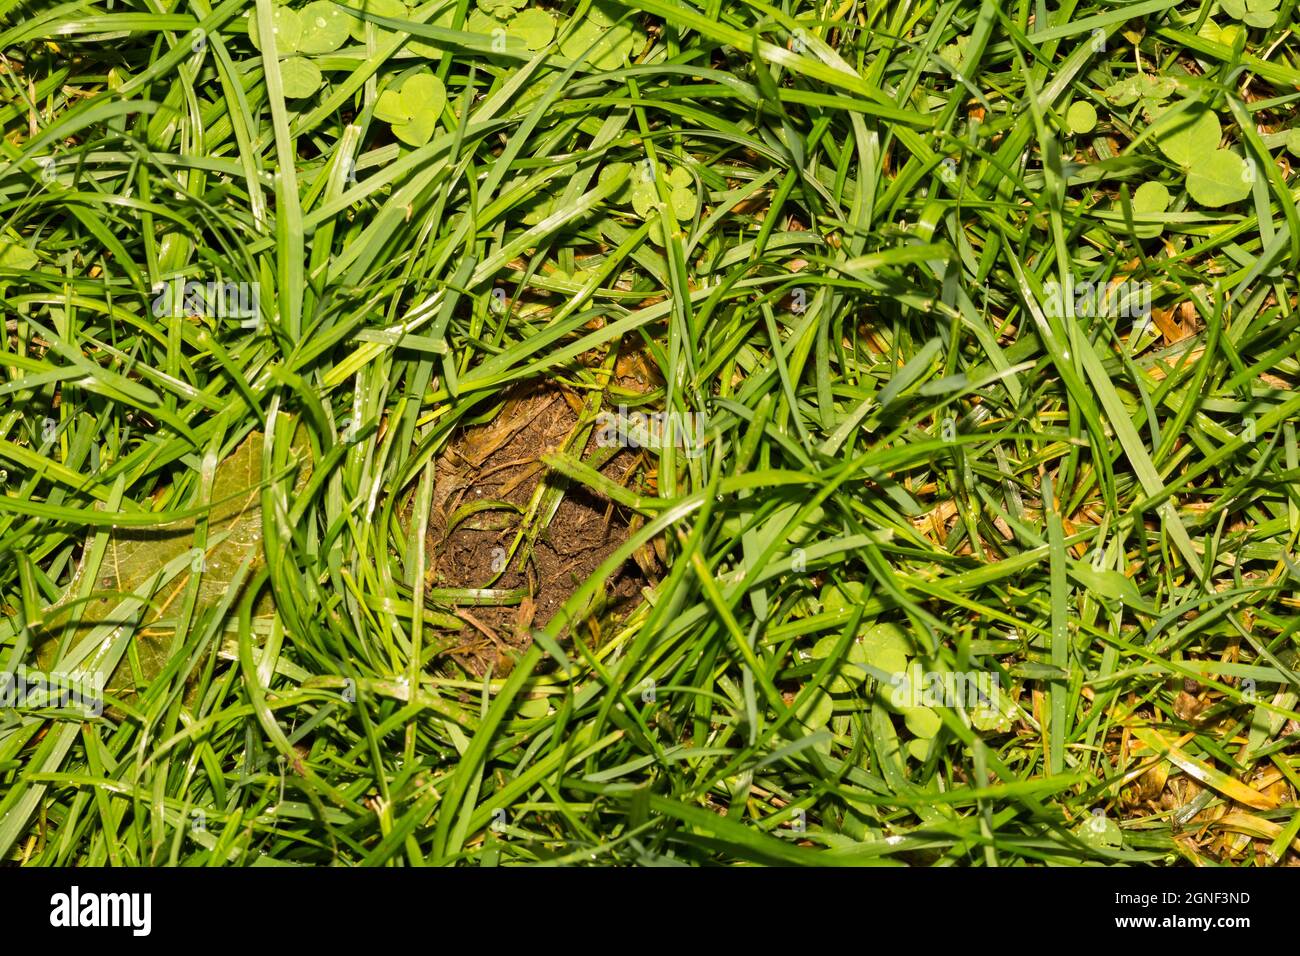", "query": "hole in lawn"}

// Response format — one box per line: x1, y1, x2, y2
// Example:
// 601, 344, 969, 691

428, 381, 655, 675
